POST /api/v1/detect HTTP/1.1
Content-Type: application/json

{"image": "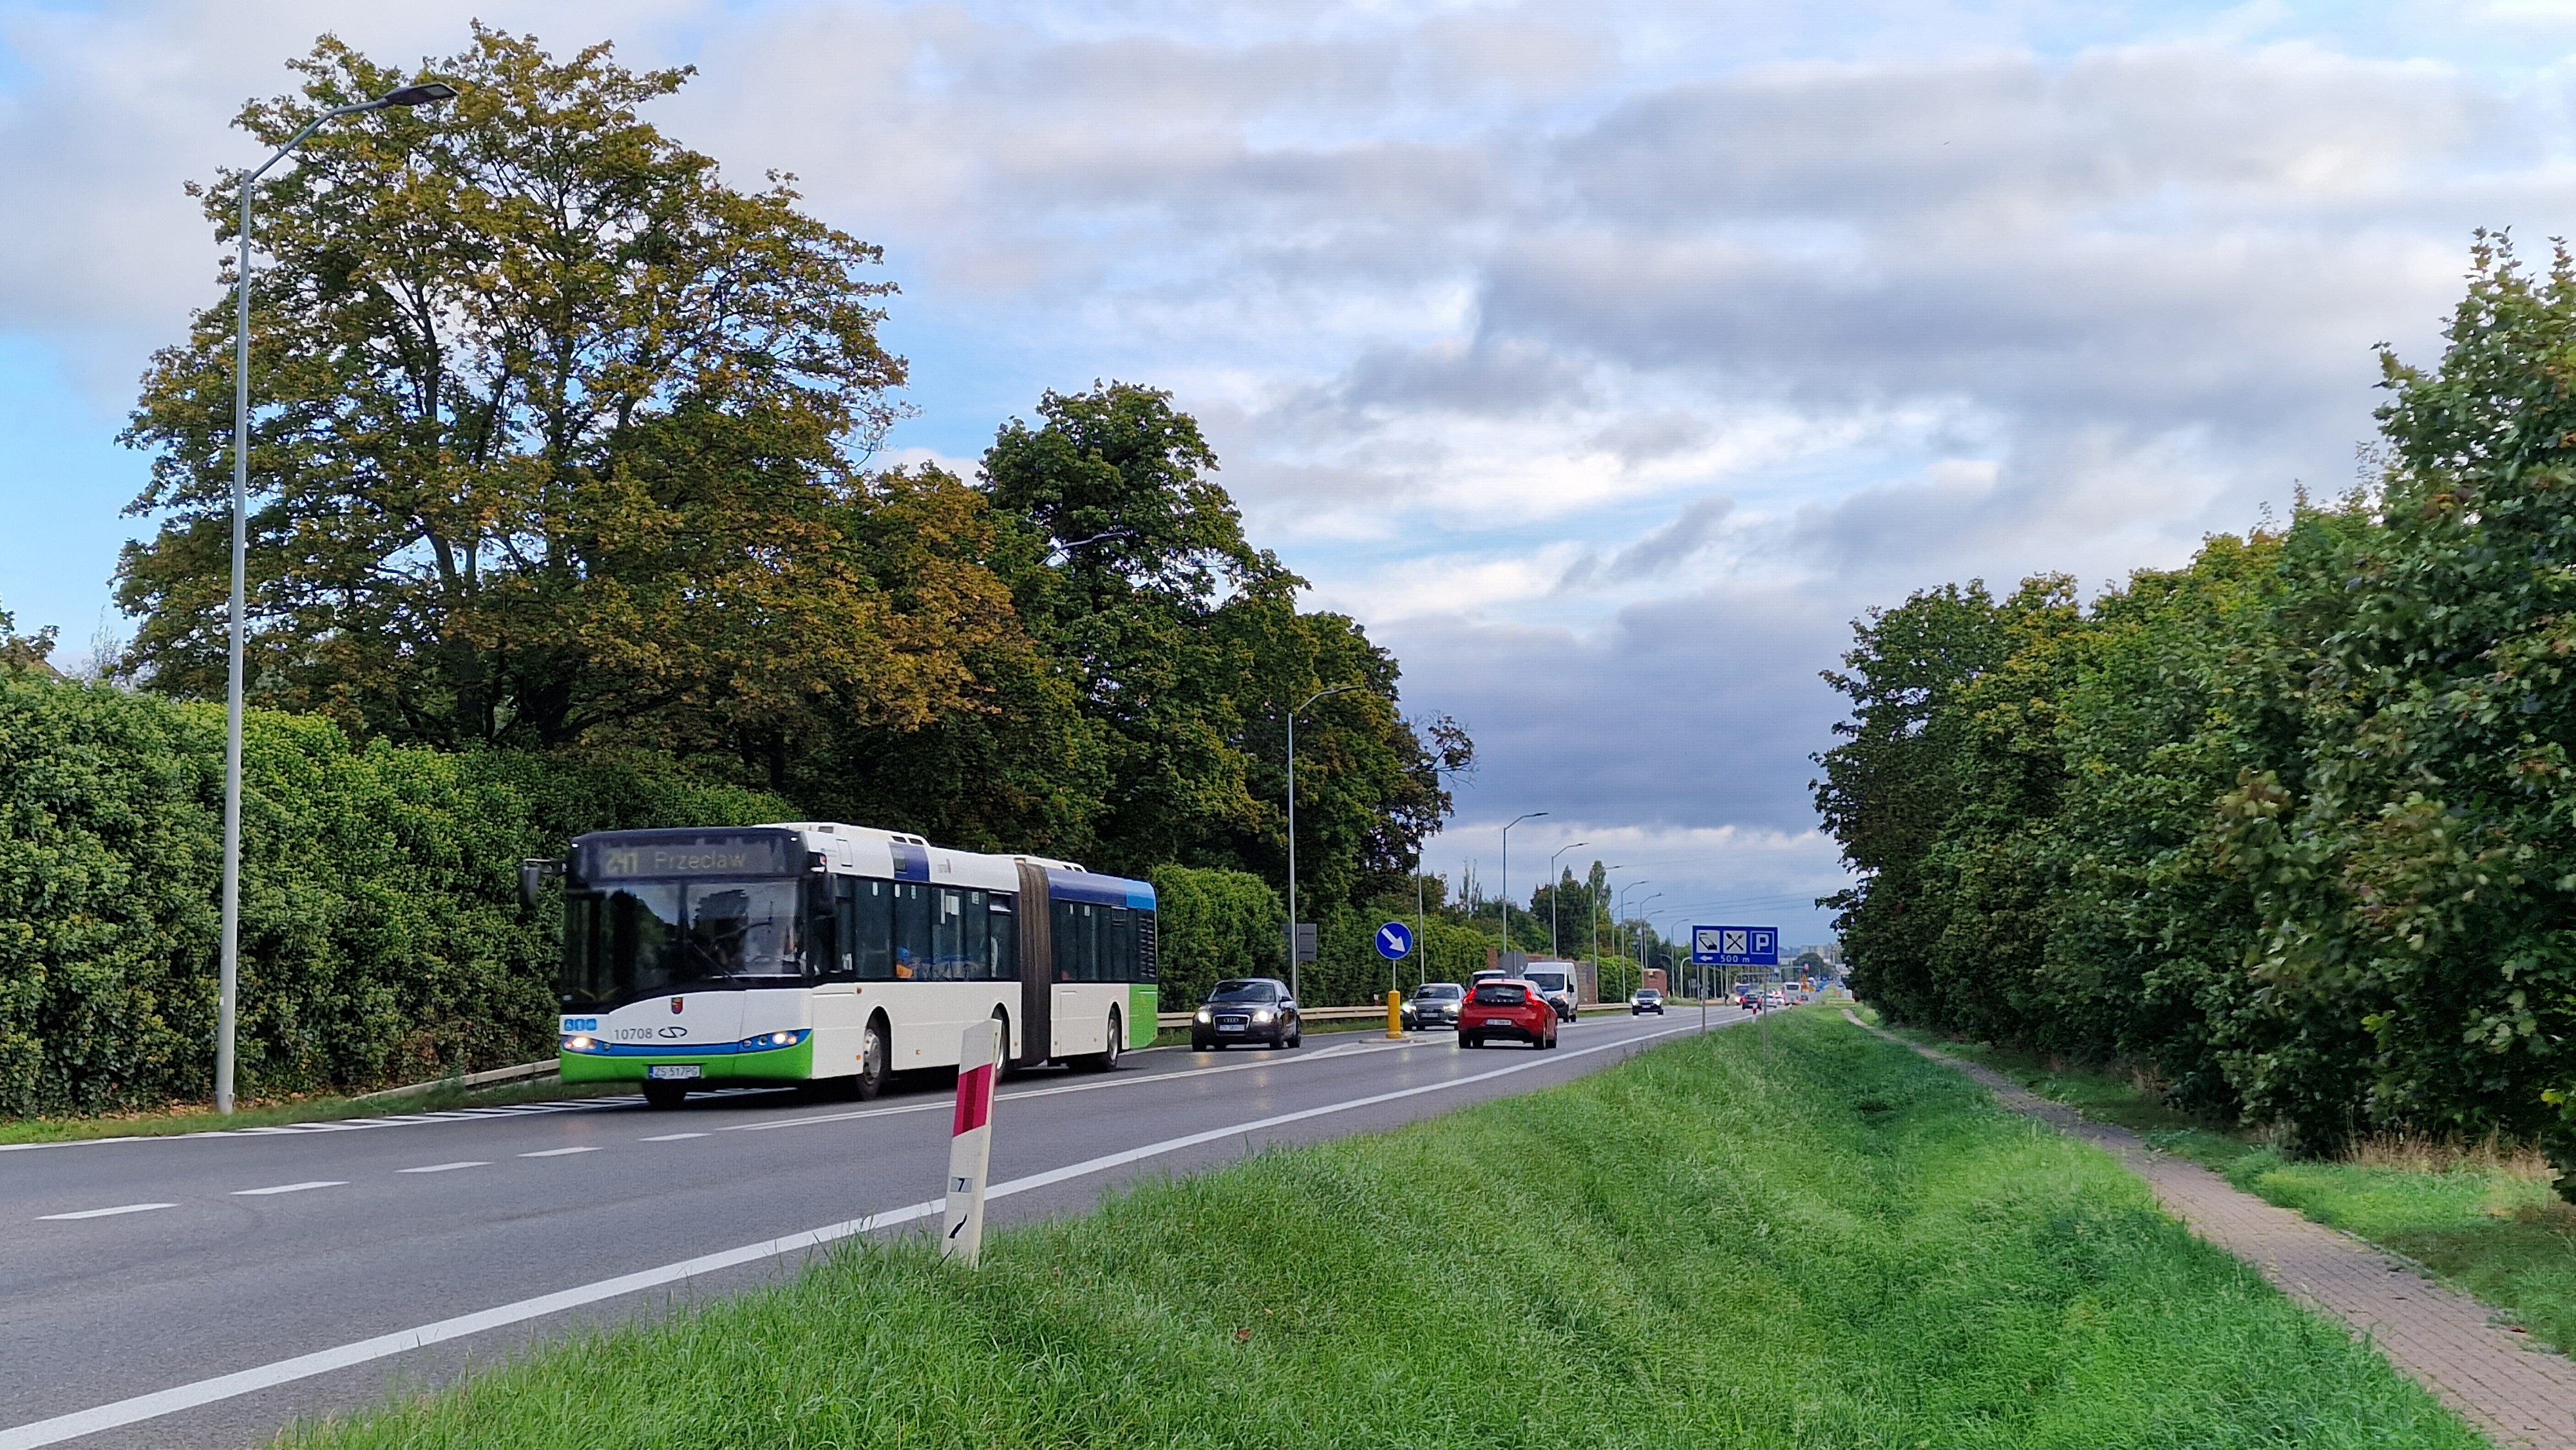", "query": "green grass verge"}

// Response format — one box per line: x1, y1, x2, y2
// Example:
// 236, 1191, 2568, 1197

274, 1010, 2470, 1449
0, 1075, 631, 1147
1878, 1016, 2576, 1353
